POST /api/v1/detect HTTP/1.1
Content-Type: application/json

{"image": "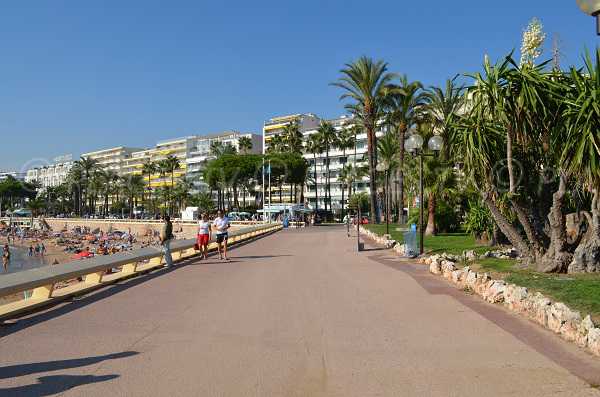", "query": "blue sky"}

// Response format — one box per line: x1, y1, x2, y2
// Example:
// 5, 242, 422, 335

0, 1, 598, 171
